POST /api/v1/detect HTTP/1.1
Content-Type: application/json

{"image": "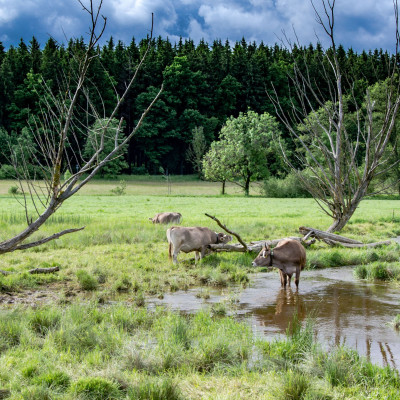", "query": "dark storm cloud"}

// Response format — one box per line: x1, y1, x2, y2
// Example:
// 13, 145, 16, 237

0, 0, 397, 52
